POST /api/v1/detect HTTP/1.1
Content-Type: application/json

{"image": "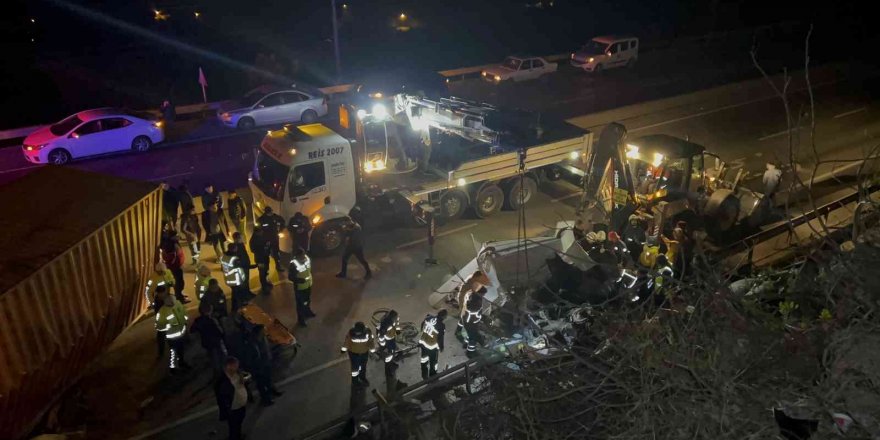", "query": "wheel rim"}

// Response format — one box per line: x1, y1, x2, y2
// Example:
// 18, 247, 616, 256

444, 196, 462, 217
303, 111, 316, 122
481, 194, 498, 212
134, 137, 150, 151
323, 228, 342, 251
240, 119, 253, 129
515, 184, 532, 205
50, 151, 68, 164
